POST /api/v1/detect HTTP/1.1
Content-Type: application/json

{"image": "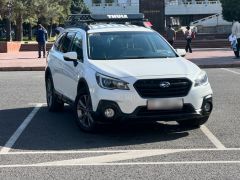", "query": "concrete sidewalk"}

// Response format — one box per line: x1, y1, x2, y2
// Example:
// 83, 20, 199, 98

0, 49, 240, 71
